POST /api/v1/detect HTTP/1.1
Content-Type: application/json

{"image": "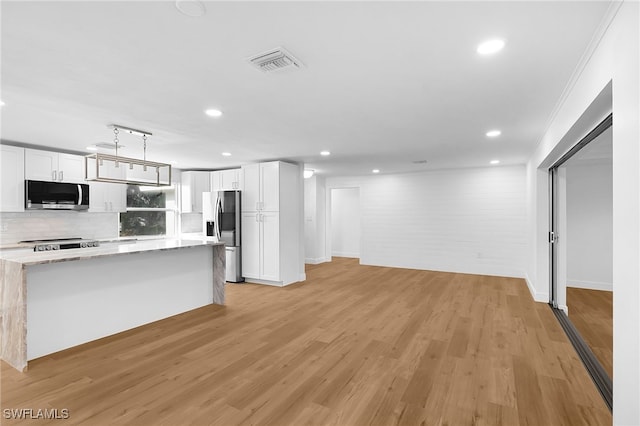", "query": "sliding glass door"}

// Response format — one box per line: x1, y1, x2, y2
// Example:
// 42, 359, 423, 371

549, 114, 613, 409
